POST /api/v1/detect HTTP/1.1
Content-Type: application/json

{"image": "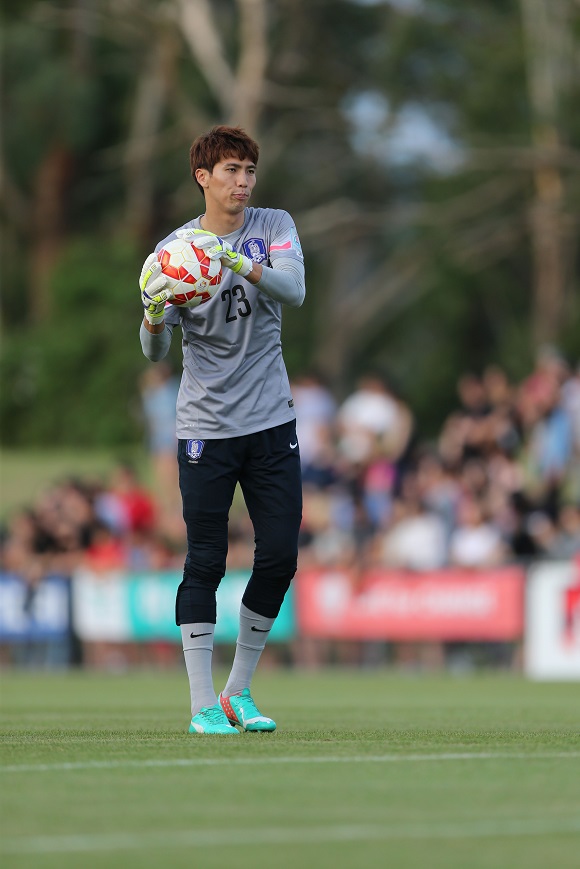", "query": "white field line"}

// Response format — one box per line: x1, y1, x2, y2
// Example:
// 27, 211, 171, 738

1, 750, 580, 774
2, 818, 580, 854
